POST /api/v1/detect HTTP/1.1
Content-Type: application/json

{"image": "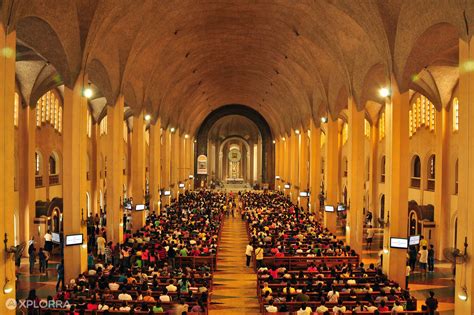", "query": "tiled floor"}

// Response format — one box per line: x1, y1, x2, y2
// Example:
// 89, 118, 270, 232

209, 215, 260, 314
